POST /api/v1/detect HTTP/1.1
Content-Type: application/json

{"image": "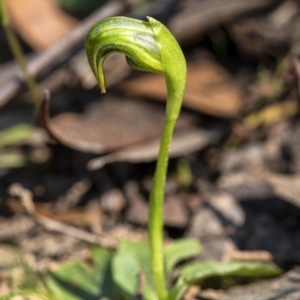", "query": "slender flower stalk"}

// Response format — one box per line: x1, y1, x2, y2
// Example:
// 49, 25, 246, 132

85, 16, 186, 300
